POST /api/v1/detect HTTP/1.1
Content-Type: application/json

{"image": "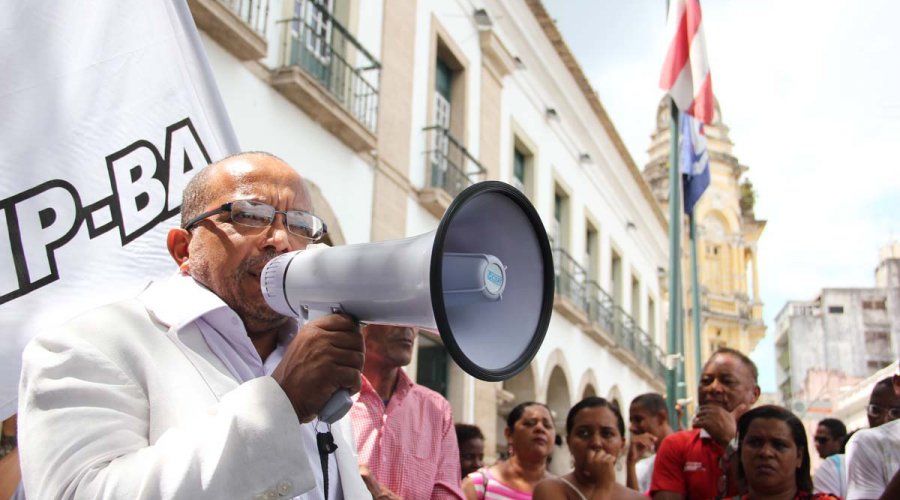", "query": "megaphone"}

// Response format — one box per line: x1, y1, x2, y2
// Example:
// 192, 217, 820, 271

261, 181, 554, 423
